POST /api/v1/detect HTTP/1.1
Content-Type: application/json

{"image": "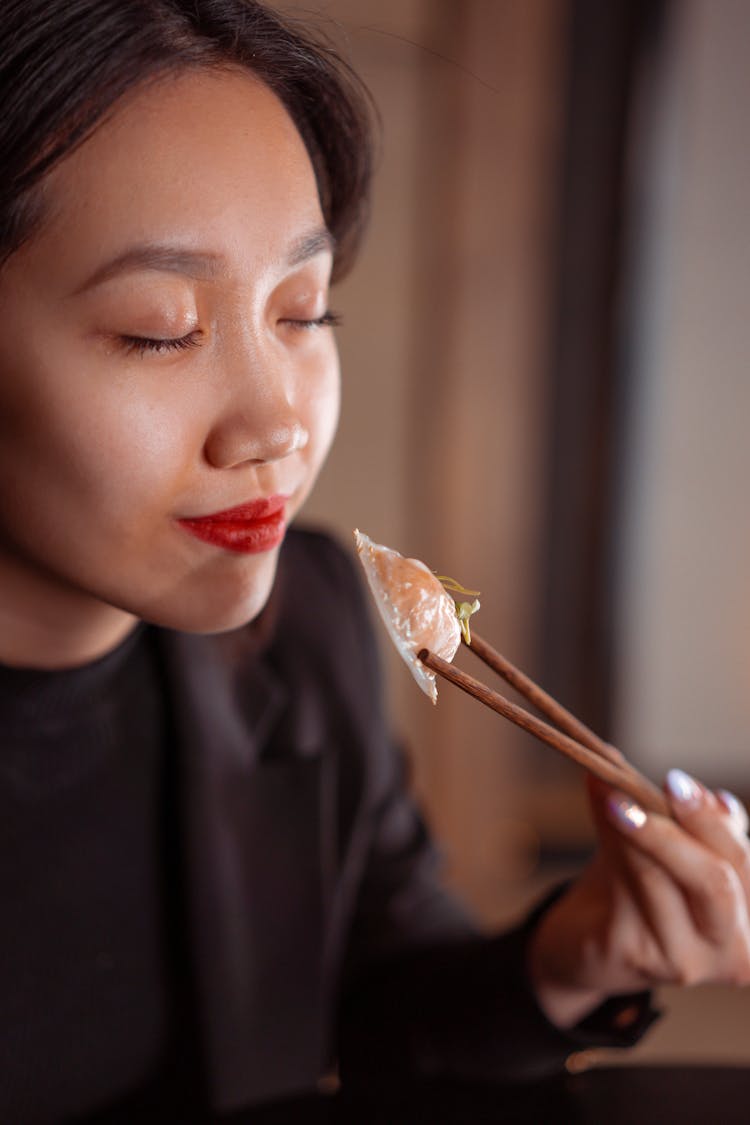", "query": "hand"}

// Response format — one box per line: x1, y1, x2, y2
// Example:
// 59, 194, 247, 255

527, 770, 750, 1029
